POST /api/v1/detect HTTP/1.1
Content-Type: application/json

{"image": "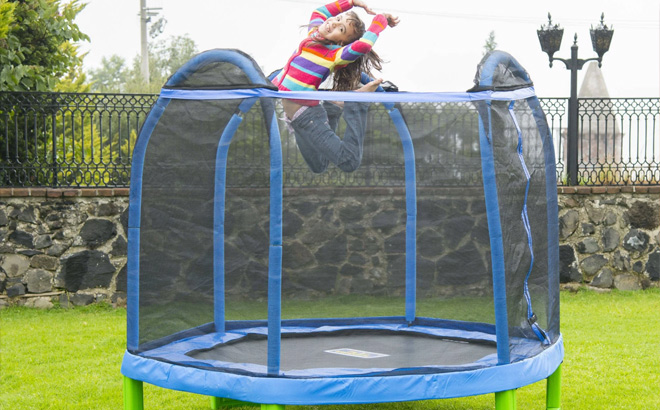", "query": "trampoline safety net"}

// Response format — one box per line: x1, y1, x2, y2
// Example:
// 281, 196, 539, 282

126, 49, 560, 380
